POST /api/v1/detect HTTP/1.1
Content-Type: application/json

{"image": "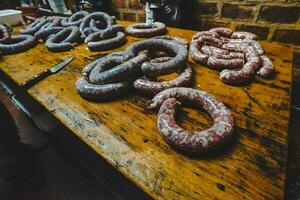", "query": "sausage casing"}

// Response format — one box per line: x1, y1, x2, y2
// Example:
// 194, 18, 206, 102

150, 87, 234, 153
